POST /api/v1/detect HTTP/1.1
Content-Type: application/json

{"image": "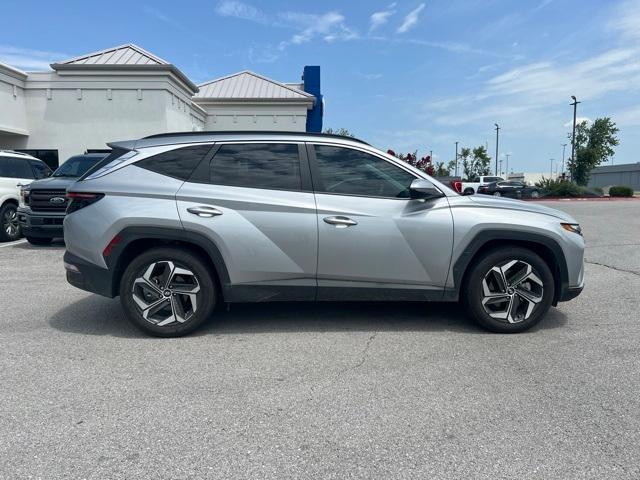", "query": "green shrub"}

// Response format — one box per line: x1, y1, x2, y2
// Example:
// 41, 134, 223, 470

535, 177, 582, 197
609, 185, 634, 197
